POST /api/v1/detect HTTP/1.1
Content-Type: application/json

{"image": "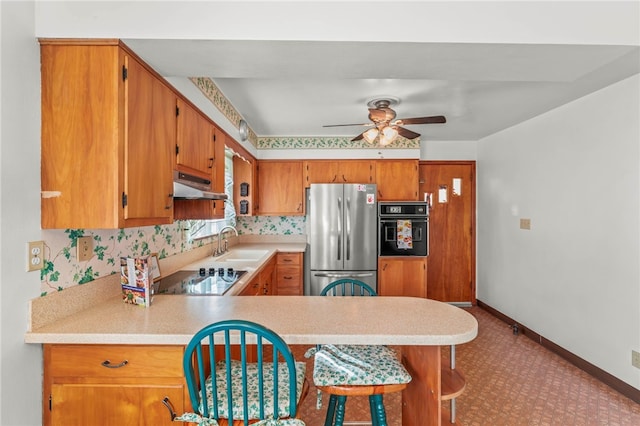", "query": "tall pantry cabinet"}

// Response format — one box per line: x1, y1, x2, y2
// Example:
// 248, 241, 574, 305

40, 39, 176, 229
